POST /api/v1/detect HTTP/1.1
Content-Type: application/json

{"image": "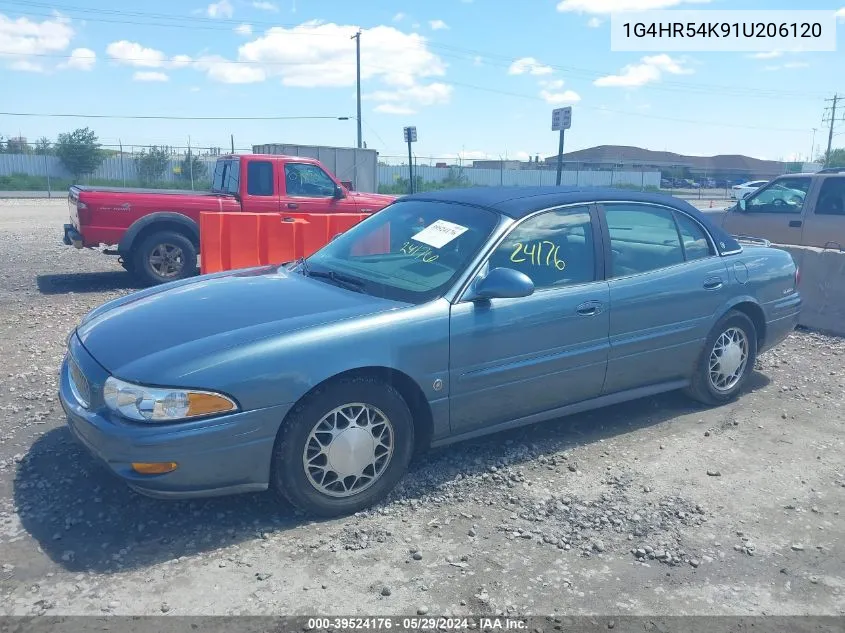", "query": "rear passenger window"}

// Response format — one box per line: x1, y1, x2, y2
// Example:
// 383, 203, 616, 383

605, 204, 684, 277
488, 207, 595, 290
816, 178, 845, 216
674, 212, 713, 260
247, 161, 274, 196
